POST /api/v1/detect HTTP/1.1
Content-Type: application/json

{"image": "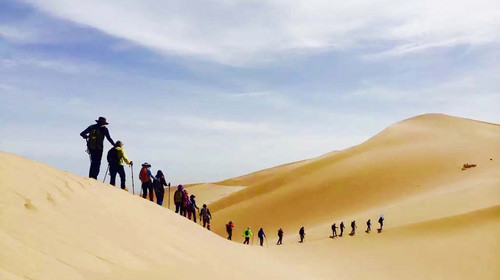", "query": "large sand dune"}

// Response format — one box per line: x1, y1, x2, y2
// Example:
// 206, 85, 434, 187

1, 113, 499, 279
210, 114, 499, 237
0, 153, 309, 280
